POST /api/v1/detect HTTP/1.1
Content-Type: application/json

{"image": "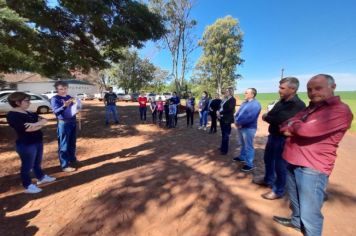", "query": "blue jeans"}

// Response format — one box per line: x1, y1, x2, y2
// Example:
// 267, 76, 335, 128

139, 107, 147, 121
199, 110, 208, 126
57, 120, 77, 169
287, 165, 328, 236
239, 128, 257, 168
263, 135, 287, 196
220, 122, 232, 154
105, 105, 118, 123
16, 142, 44, 188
